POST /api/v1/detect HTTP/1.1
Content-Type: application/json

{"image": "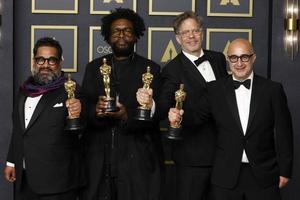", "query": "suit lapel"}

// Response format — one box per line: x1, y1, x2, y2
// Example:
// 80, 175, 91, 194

245, 75, 264, 137
25, 88, 64, 131
179, 53, 207, 86
223, 76, 244, 136
204, 50, 221, 78
18, 93, 26, 132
